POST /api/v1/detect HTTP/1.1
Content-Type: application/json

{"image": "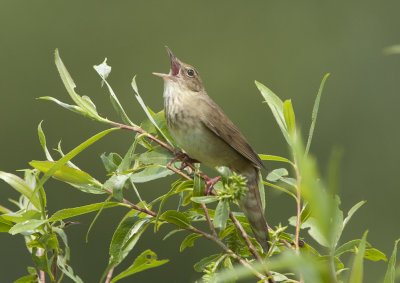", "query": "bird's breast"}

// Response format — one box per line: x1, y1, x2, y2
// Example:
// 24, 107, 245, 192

163, 89, 250, 171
